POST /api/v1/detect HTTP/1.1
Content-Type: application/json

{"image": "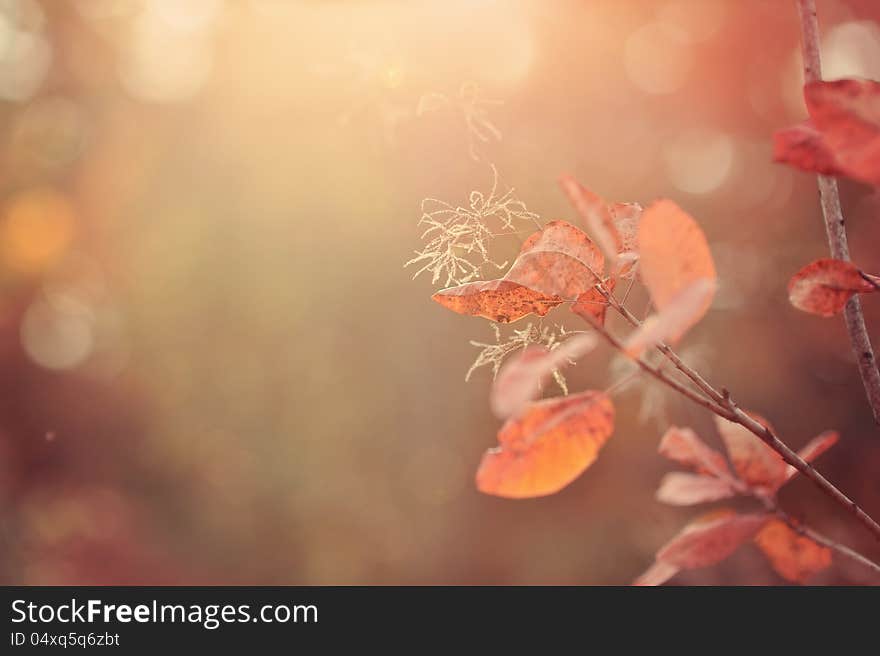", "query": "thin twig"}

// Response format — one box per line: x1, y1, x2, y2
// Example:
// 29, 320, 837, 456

795, 0, 880, 426
582, 280, 880, 543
